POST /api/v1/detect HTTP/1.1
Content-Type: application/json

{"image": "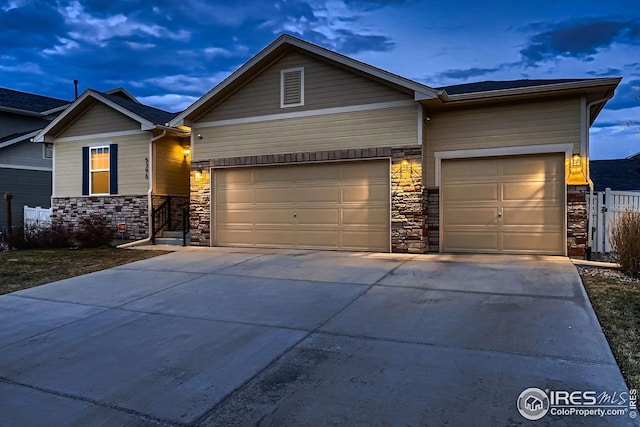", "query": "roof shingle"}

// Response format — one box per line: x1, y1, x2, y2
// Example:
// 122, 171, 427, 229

0, 87, 70, 113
